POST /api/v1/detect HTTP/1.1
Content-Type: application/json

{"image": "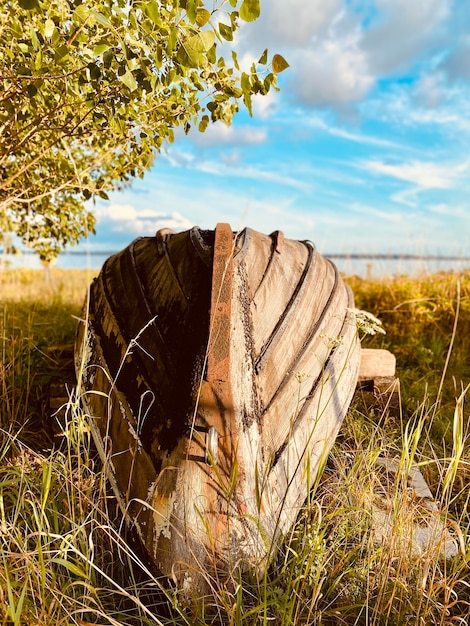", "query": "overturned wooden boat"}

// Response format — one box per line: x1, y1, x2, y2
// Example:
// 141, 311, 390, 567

75, 223, 361, 595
